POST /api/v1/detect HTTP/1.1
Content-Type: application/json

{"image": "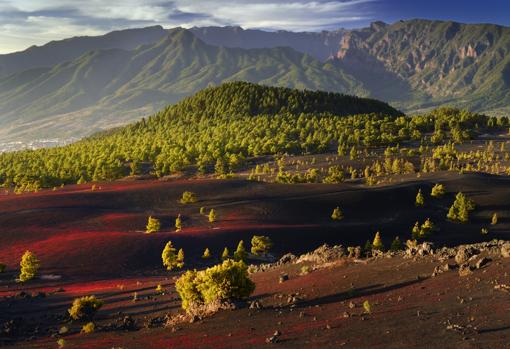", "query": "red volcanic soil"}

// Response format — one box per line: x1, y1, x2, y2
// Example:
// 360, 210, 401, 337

1, 172, 510, 280
1, 172, 510, 347
3, 250, 510, 348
